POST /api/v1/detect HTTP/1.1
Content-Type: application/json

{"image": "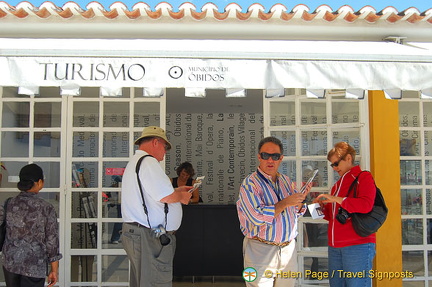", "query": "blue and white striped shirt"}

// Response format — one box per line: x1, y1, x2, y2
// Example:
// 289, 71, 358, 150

236, 168, 306, 244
